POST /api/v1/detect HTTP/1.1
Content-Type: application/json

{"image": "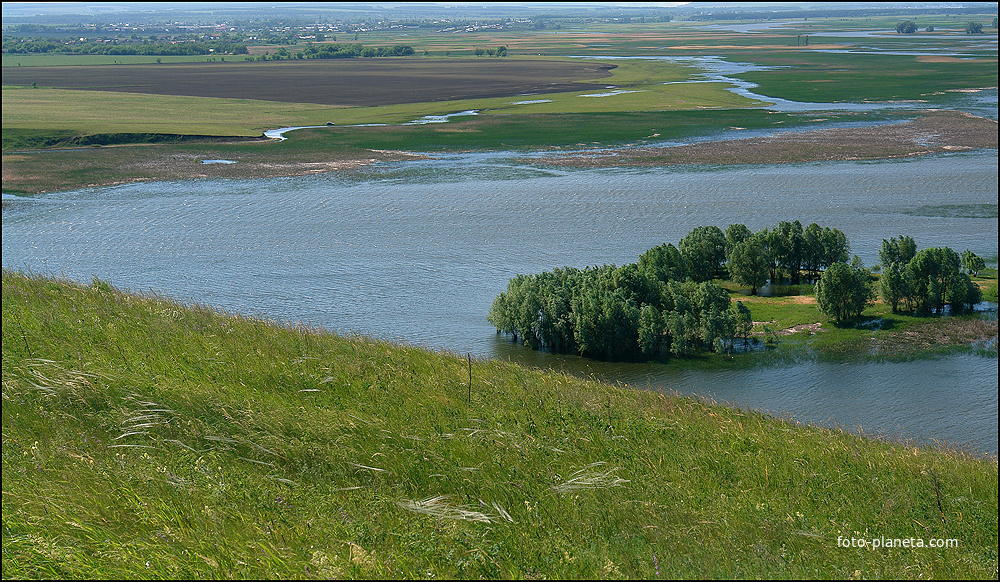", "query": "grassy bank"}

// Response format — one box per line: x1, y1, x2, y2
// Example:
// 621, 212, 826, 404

729, 290, 998, 363
2, 269, 997, 579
